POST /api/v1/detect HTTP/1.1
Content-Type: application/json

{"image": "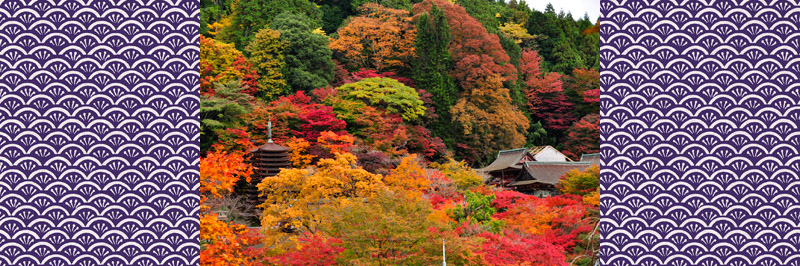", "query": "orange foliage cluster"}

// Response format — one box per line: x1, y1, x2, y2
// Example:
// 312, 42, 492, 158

199, 146, 599, 265
286, 137, 315, 168
317, 131, 355, 155
199, 145, 253, 199
384, 154, 430, 194
200, 213, 261, 266
330, 3, 416, 73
